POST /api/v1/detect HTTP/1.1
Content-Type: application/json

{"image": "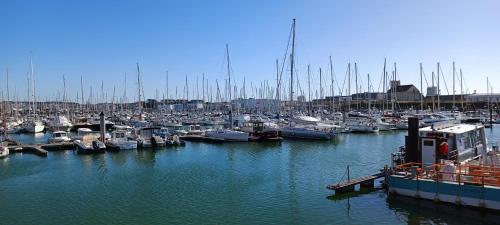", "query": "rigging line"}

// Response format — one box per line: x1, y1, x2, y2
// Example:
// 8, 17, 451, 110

340, 64, 349, 96
376, 70, 383, 93
422, 69, 429, 88
439, 65, 450, 95
276, 23, 294, 99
